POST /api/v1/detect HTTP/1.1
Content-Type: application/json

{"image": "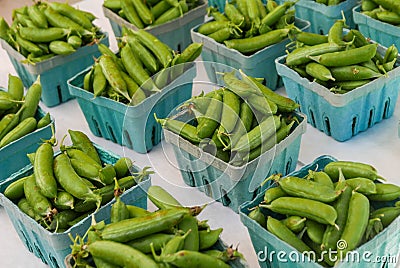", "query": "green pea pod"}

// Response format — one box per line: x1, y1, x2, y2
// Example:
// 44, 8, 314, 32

260, 1, 294, 27
295, 32, 328, 46
323, 160, 382, 181
47, 2, 94, 30
224, 2, 245, 26
154, 0, 188, 25
327, 19, 345, 45
126, 204, 151, 217
306, 62, 335, 81
104, 0, 122, 11
196, 91, 223, 139
98, 43, 126, 72
49, 40, 76, 55
370, 207, 400, 228
330, 65, 382, 81
0, 113, 19, 141
18, 197, 41, 221
281, 216, 306, 233
218, 89, 241, 135
127, 233, 174, 253
198, 21, 231, 35
53, 191, 75, 210
367, 183, 400, 201
99, 164, 117, 185
67, 35, 82, 49
338, 192, 370, 258
344, 177, 377, 195
4, 176, 28, 201
261, 197, 338, 225
7, 74, 24, 102
0, 117, 37, 148
267, 216, 312, 253
248, 207, 266, 228
159, 250, 230, 268
151, 0, 173, 19
34, 142, 58, 198
147, 185, 182, 209
124, 34, 159, 74
93, 62, 108, 97
286, 42, 346, 66
113, 157, 133, 178
0, 17, 11, 44
24, 174, 53, 217
88, 240, 158, 268
222, 71, 262, 98
111, 196, 130, 223
305, 220, 325, 245
264, 186, 286, 204
15, 32, 43, 56
68, 129, 101, 164
228, 101, 254, 149
198, 228, 223, 250
36, 112, 51, 129
19, 27, 70, 43
100, 207, 198, 242
49, 210, 80, 232
307, 170, 334, 188
44, 7, 92, 36
178, 215, 199, 251
156, 116, 202, 144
